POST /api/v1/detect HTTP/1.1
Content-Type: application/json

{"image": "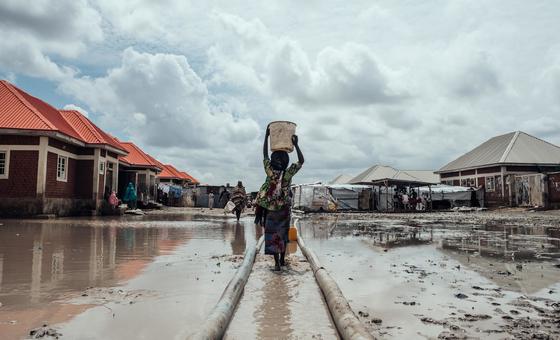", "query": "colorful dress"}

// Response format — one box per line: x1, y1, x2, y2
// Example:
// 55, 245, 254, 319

257, 159, 302, 255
